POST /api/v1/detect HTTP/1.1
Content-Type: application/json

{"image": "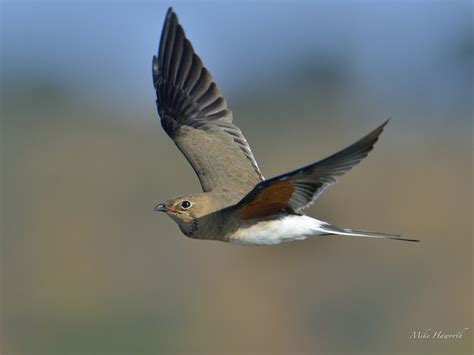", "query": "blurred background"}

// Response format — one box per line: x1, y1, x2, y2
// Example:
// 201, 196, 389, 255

1, 1, 472, 354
